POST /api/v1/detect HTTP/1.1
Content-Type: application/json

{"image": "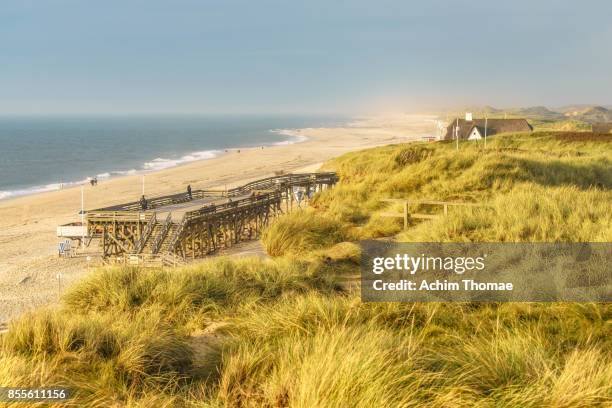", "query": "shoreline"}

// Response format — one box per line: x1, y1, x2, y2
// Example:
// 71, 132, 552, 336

0, 128, 309, 202
0, 114, 435, 324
